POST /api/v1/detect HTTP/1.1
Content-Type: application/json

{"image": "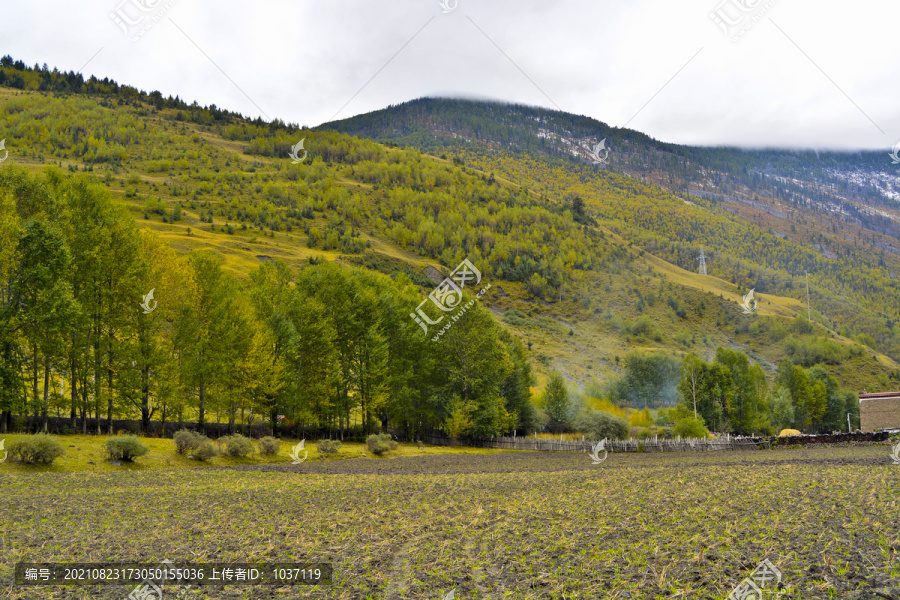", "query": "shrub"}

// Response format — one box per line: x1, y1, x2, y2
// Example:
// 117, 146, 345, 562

173, 429, 207, 455
221, 434, 253, 458
666, 296, 688, 319
674, 416, 709, 439
628, 407, 654, 427
502, 309, 530, 327
627, 316, 663, 342
316, 439, 342, 454
366, 433, 398, 455
257, 436, 281, 456
573, 410, 630, 440
574, 410, 629, 440
8, 434, 65, 464
104, 436, 149, 462
193, 441, 218, 461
